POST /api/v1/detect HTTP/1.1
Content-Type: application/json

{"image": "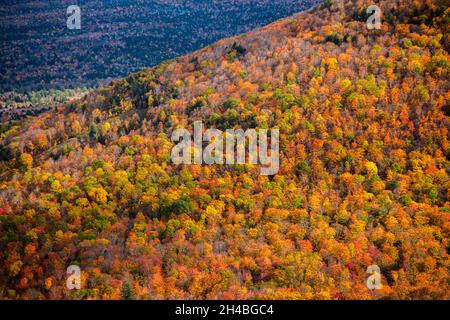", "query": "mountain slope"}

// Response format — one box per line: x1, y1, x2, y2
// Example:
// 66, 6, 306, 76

0, 0, 321, 92
0, 0, 449, 299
